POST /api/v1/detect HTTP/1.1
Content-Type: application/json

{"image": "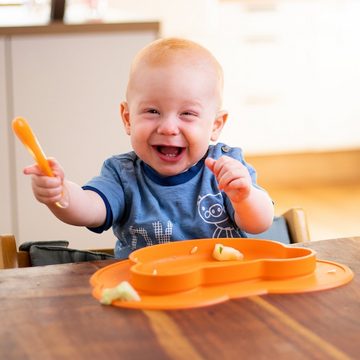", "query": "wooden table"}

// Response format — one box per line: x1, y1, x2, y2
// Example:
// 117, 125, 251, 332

0, 237, 359, 360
